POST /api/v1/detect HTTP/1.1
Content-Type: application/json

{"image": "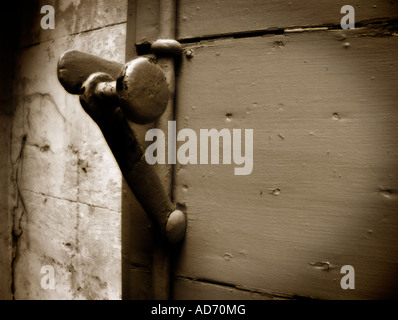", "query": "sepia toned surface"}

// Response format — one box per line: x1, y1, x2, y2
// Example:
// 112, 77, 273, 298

1, 0, 128, 300
1, 0, 398, 300
177, 0, 398, 39
173, 29, 398, 299
133, 0, 398, 44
